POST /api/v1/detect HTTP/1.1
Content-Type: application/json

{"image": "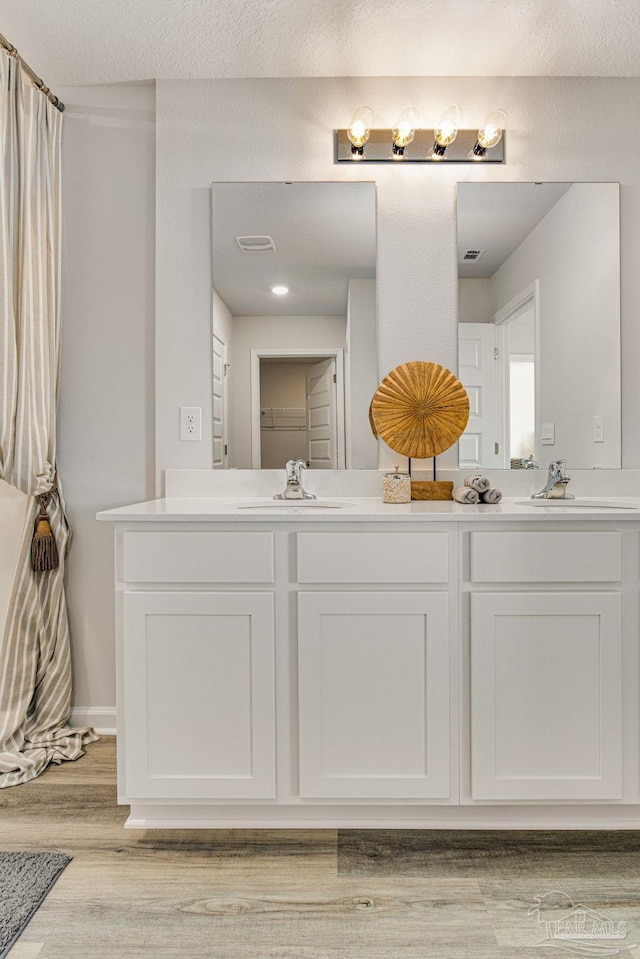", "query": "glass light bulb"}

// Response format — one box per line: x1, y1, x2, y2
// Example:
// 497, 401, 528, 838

347, 106, 375, 152
434, 105, 461, 148
392, 107, 420, 153
477, 110, 507, 150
